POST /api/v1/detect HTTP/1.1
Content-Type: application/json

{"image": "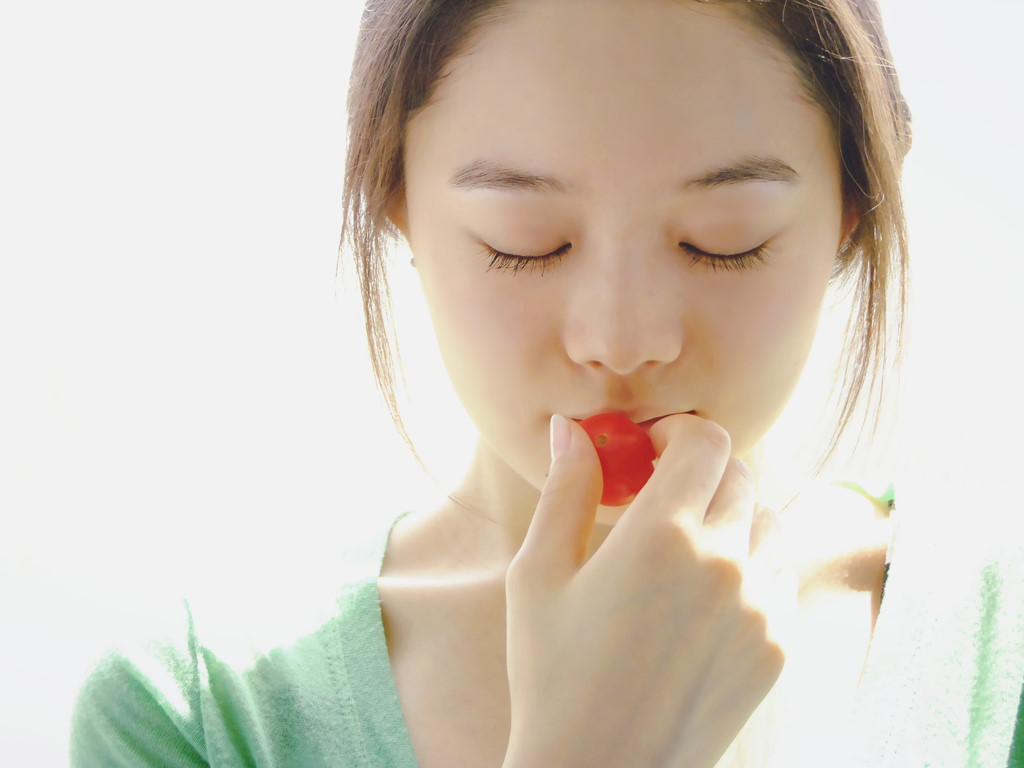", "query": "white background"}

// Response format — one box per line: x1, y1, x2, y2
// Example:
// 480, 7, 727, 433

2, 1, 1022, 764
